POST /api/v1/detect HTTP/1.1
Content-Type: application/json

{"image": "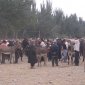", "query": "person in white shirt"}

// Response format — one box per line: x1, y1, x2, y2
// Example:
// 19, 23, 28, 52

73, 39, 80, 52
65, 41, 69, 49
40, 41, 46, 47
40, 38, 46, 47
71, 37, 80, 66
